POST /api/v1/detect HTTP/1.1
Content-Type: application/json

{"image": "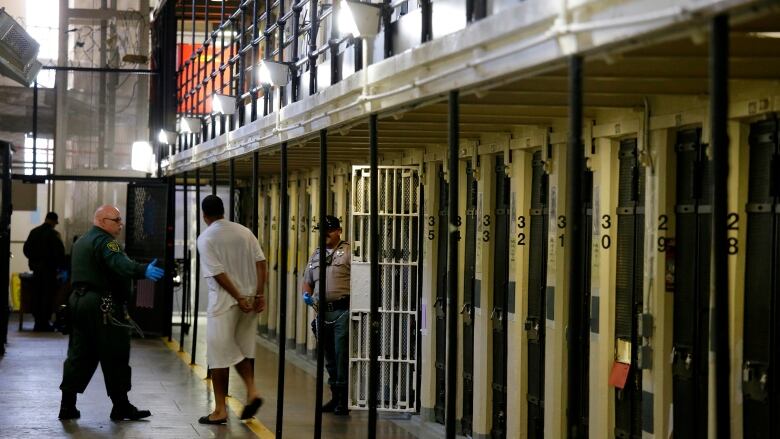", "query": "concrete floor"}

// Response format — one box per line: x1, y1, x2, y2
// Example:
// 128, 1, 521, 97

0, 315, 438, 438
